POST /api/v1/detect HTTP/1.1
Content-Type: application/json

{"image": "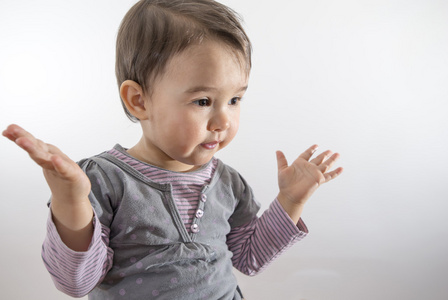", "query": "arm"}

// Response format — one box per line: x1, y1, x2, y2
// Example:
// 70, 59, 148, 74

4, 124, 113, 296
228, 145, 342, 275
3, 124, 93, 251
228, 198, 308, 276
42, 211, 114, 297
